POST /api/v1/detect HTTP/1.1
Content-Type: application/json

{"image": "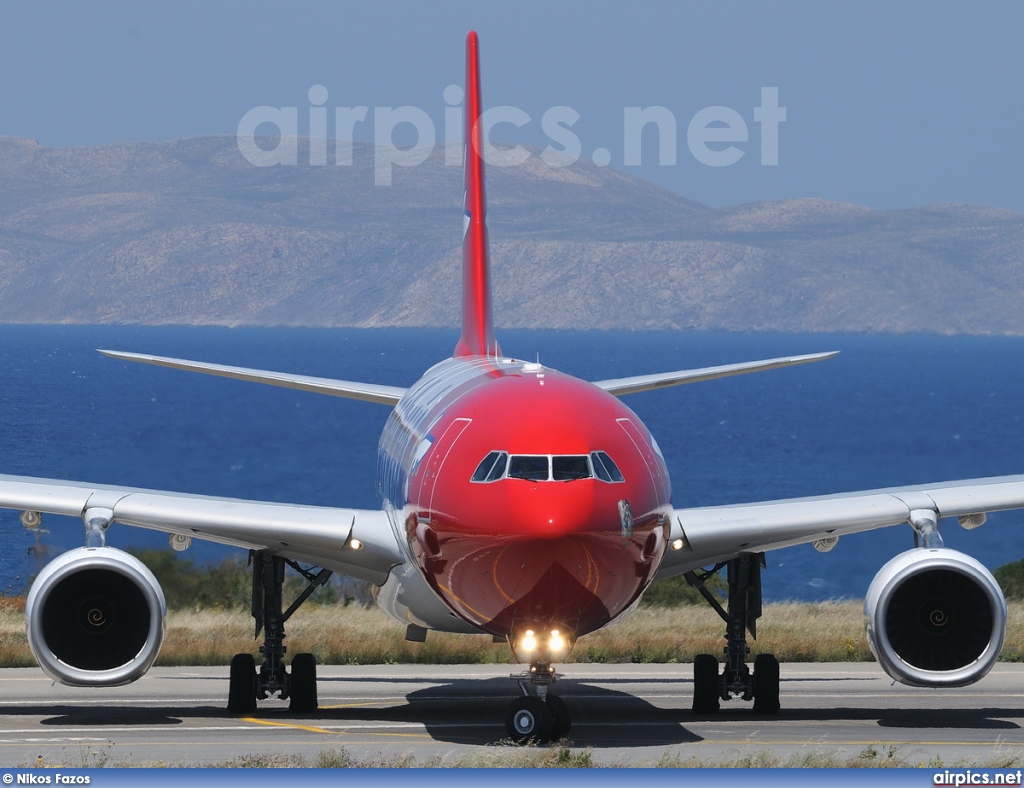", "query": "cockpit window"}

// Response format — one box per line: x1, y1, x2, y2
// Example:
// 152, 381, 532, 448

591, 451, 624, 483
472, 451, 623, 483
591, 452, 611, 482
508, 455, 550, 481
485, 452, 508, 481
471, 451, 508, 482
551, 455, 592, 481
